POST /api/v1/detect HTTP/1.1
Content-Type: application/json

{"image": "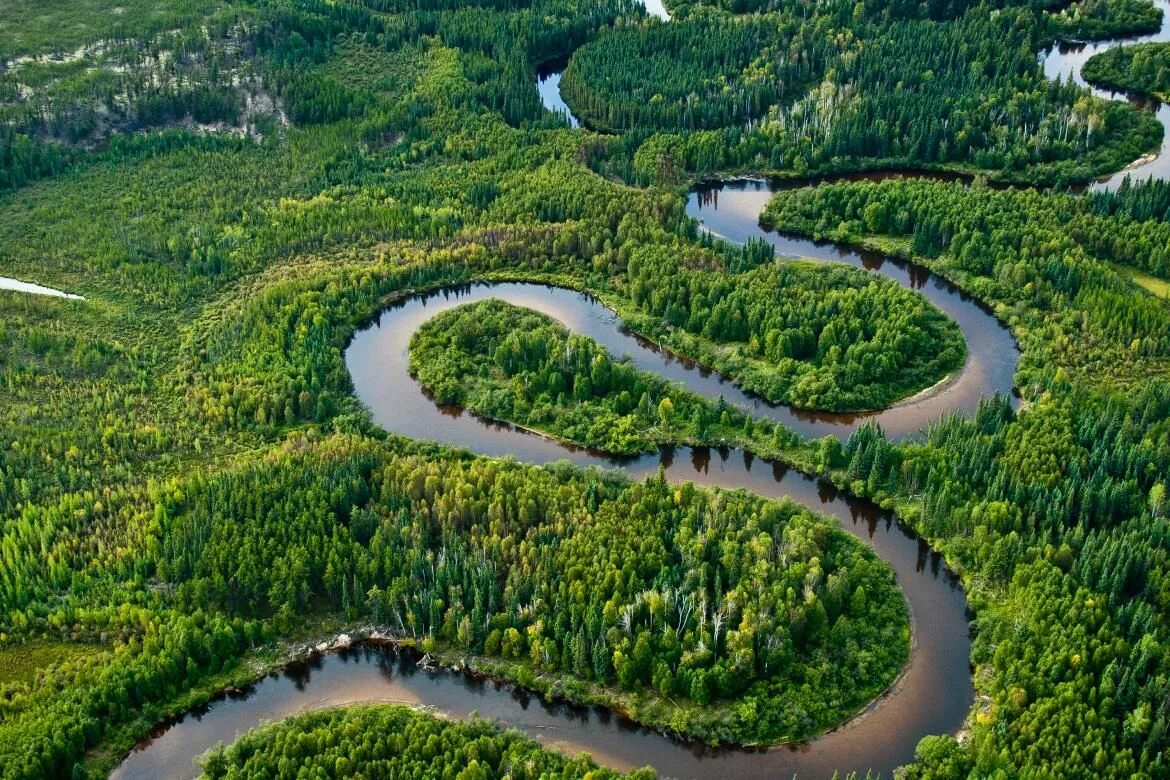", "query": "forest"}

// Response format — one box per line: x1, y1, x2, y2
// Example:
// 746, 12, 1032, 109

411, 298, 813, 455
573, 0, 1162, 184
410, 299, 708, 453
199, 705, 653, 779
1084, 42, 1170, 100
616, 242, 966, 410
764, 178, 1170, 776
1046, 0, 1165, 39
0, 0, 1169, 777
559, 16, 832, 132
